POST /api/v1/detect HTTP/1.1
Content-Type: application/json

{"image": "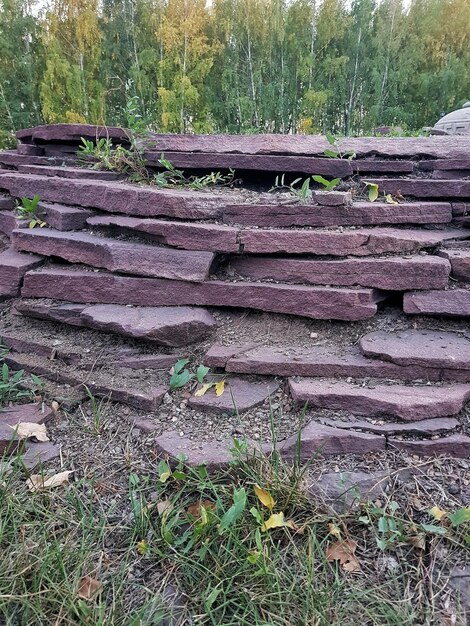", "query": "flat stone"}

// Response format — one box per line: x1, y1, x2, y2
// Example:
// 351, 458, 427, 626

452, 203, 469, 217
220, 344, 470, 382
17, 164, 122, 180
15, 300, 86, 326
288, 379, 470, 421
419, 158, 470, 171
0, 152, 70, 168
278, 422, 385, 459
80, 304, 217, 346
318, 416, 460, 436
188, 377, 279, 414
0, 211, 27, 236
0, 173, 230, 219
12, 228, 214, 282
0, 332, 80, 364
403, 289, 470, 318
223, 202, 452, 227
0, 402, 54, 426
353, 160, 415, 173
431, 169, 467, 180
360, 330, 470, 370
239, 227, 467, 255
0, 193, 14, 209
20, 441, 60, 469
144, 151, 353, 177
16, 123, 128, 143
21, 267, 382, 321
439, 248, 470, 281
204, 343, 259, 368
307, 470, 390, 511
229, 255, 450, 290
448, 566, 470, 622
0, 248, 43, 298
87, 215, 240, 252
112, 354, 183, 370
389, 434, 470, 458
364, 178, 470, 198
17, 144, 44, 156
38, 202, 94, 230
